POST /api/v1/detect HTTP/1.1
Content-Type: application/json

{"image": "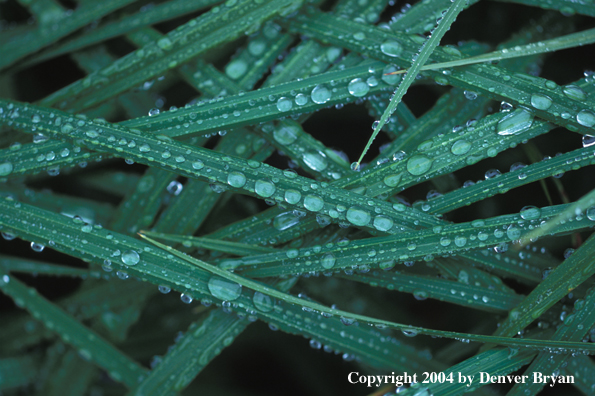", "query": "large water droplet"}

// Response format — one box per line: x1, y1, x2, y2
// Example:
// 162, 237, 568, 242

321, 253, 336, 269
208, 277, 242, 301
497, 109, 534, 135
530, 94, 552, 110
254, 179, 276, 197
303, 195, 325, 212
347, 78, 370, 97
227, 172, 247, 188
284, 189, 302, 204
383, 173, 402, 187
121, 250, 140, 266
380, 40, 403, 57
520, 206, 541, 220
302, 151, 328, 171
0, 162, 13, 176
276, 97, 293, 112
225, 59, 247, 79
253, 292, 273, 312
373, 216, 394, 232
451, 140, 471, 155
381, 65, 401, 85
562, 85, 586, 101
273, 122, 300, 145
406, 155, 433, 176
506, 225, 521, 240
274, 212, 300, 231
311, 85, 331, 104
346, 207, 371, 226
577, 110, 595, 127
